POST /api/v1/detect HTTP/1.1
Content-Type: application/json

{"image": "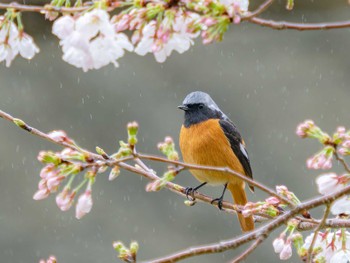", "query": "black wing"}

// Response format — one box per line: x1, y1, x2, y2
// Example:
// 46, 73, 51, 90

219, 119, 254, 192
